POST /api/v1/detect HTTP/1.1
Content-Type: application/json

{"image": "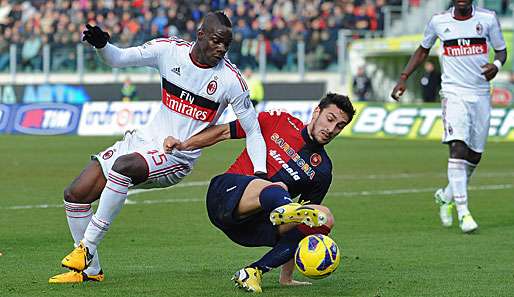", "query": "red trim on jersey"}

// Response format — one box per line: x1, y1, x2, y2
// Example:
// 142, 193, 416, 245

149, 166, 189, 179
189, 53, 213, 69
149, 163, 187, 176
452, 6, 474, 21
161, 78, 220, 122
223, 58, 248, 92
